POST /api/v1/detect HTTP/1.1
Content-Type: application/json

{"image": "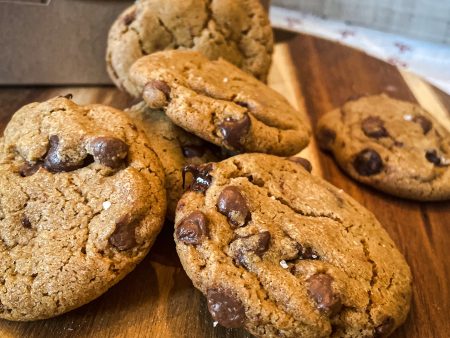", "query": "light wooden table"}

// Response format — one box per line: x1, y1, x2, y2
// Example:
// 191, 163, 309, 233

0, 33, 449, 337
